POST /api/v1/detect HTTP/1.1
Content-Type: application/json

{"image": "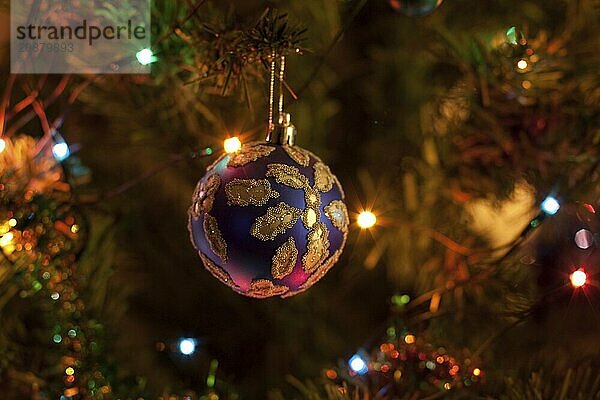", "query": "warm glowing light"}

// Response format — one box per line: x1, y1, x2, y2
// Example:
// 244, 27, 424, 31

522, 80, 532, 89
325, 369, 337, 379
0, 138, 5, 153
64, 387, 79, 396
404, 334, 415, 344
570, 269, 587, 288
517, 59, 528, 70
541, 196, 560, 215
0, 232, 14, 247
52, 141, 70, 161
136, 48, 156, 65
65, 367, 75, 376
394, 370, 402, 381
357, 211, 376, 228
349, 354, 368, 374
223, 137, 242, 153
178, 338, 196, 355
583, 203, 595, 214
473, 368, 481, 376
8, 218, 17, 227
